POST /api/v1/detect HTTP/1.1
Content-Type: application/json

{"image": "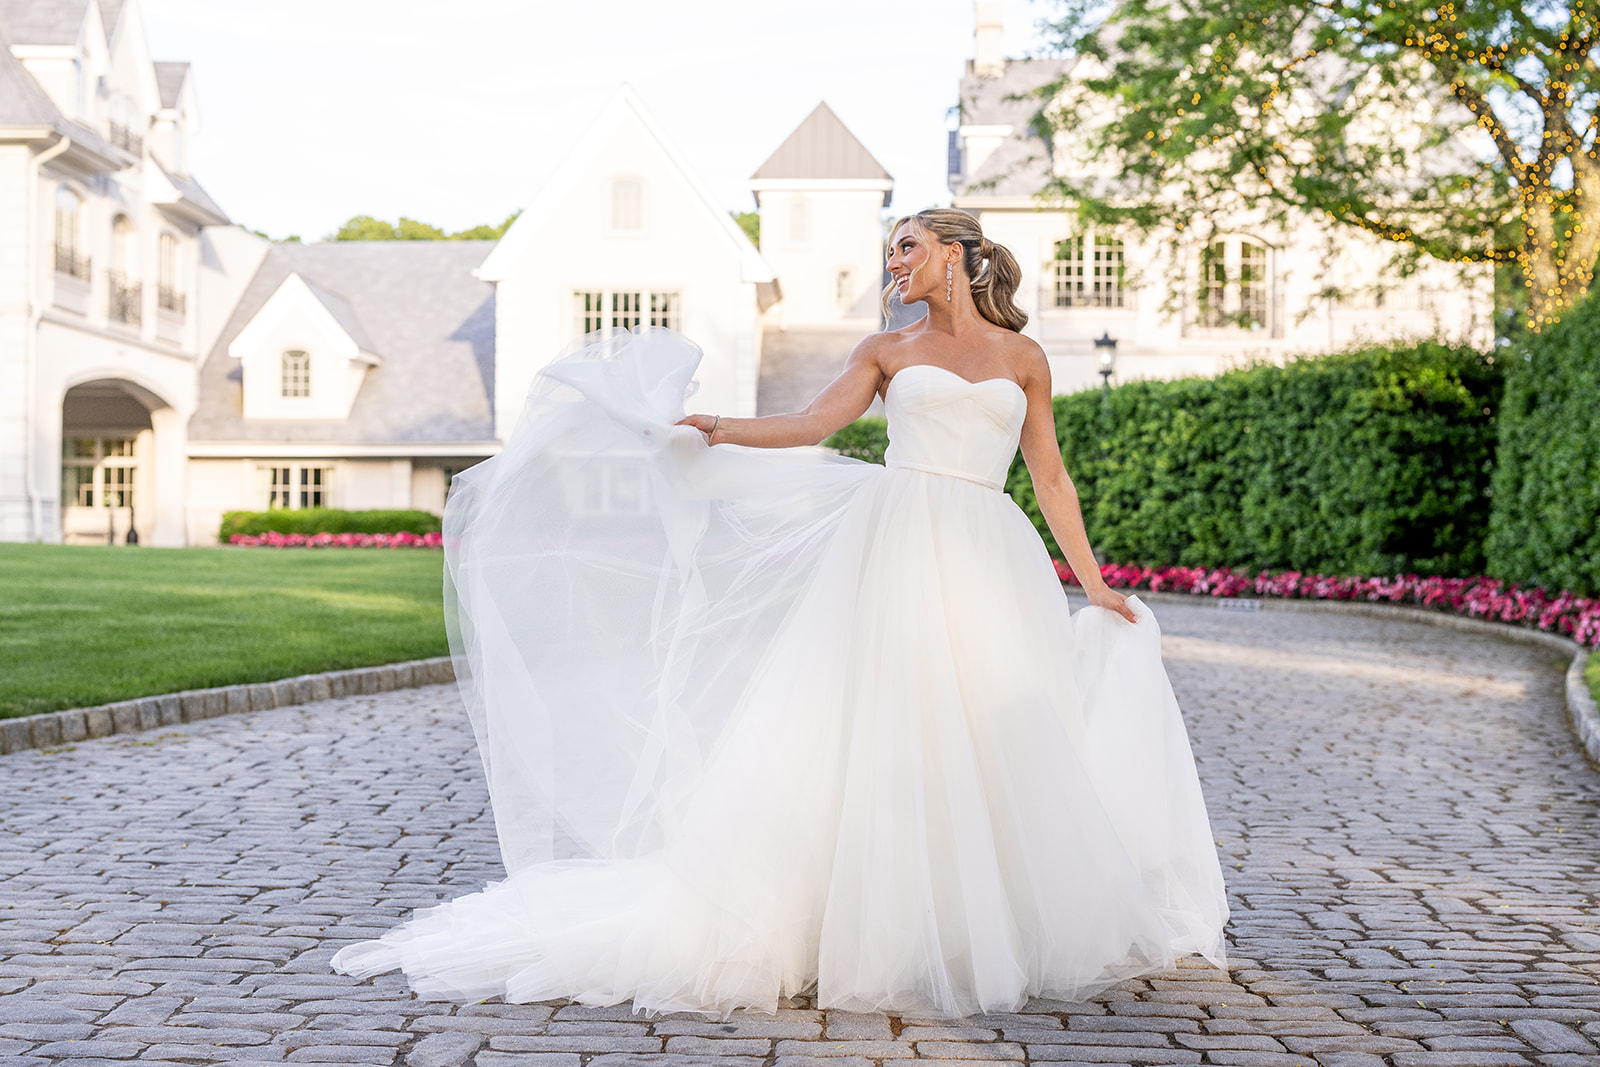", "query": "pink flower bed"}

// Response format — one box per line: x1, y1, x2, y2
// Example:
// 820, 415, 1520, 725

1056, 561, 1600, 648
228, 531, 442, 549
